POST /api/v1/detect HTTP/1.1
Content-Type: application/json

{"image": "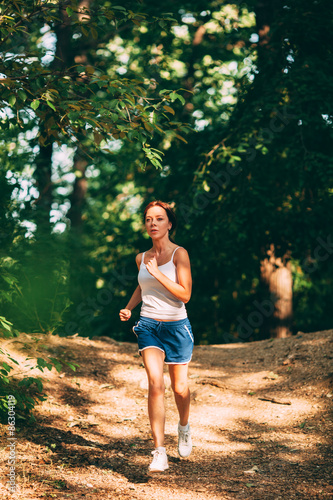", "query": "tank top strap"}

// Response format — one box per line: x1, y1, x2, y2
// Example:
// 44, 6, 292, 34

141, 252, 145, 265
171, 246, 181, 263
